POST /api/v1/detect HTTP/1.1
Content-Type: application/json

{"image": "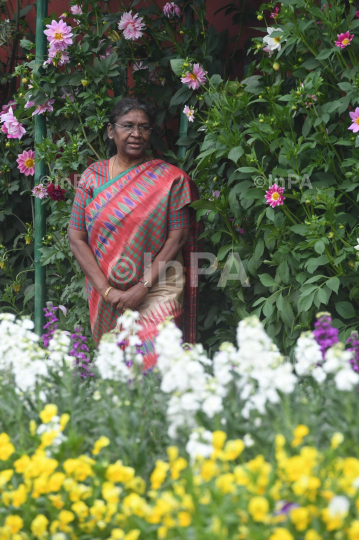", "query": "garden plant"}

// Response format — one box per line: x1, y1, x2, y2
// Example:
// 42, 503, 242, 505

0, 310, 359, 539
